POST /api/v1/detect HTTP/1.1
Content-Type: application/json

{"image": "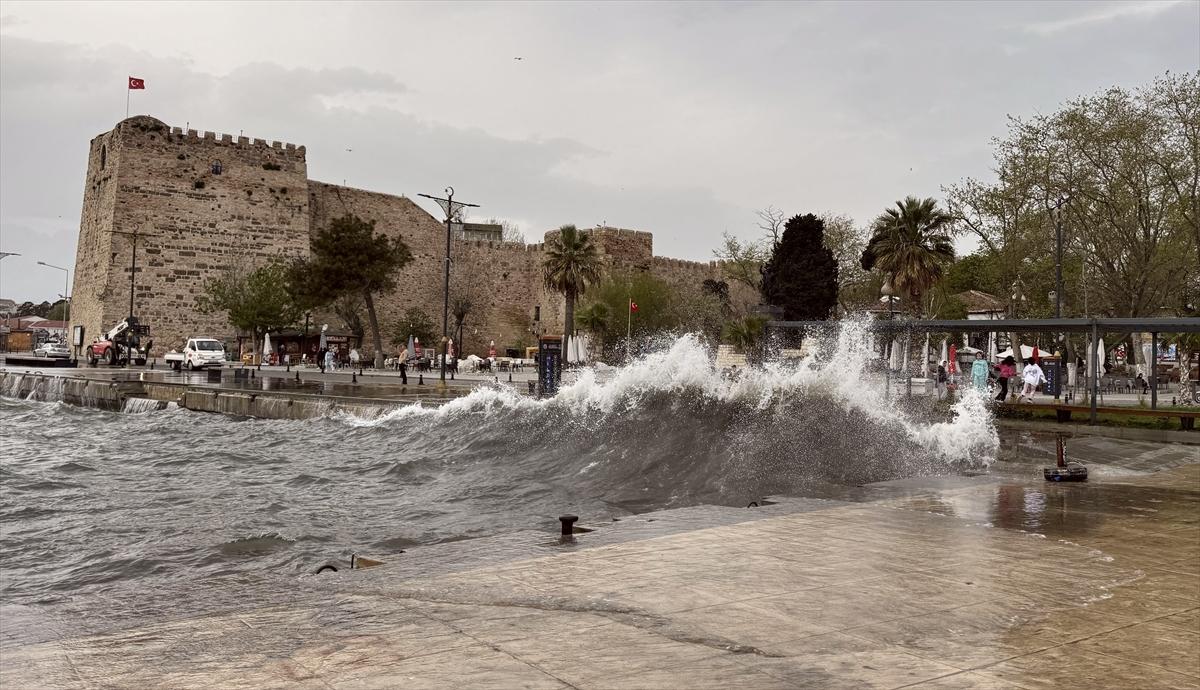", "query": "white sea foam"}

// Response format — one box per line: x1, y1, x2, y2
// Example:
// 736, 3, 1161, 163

344, 320, 999, 466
